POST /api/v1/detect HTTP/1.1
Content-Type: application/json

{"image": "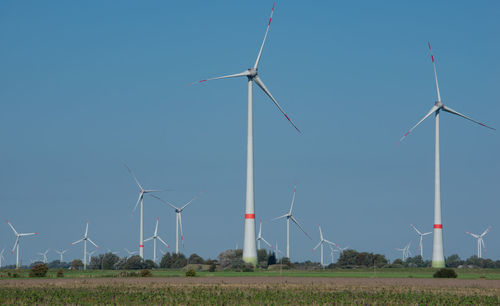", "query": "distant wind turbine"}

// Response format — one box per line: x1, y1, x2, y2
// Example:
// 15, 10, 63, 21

123, 162, 168, 258
466, 226, 491, 258
6, 220, 37, 269
396, 242, 412, 261
191, 3, 300, 266
124, 248, 138, 256
37, 249, 50, 264
399, 43, 495, 268
256, 219, 273, 250
312, 224, 337, 267
55, 249, 68, 263
410, 224, 432, 258
272, 184, 311, 260
144, 217, 170, 263
70, 221, 99, 270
